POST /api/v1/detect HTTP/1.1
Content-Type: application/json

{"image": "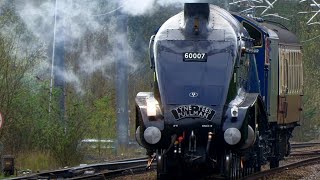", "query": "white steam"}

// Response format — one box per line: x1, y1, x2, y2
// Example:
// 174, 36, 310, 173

14, 0, 132, 93
120, 0, 204, 15
56, 67, 83, 94
13, 0, 201, 93
121, 0, 157, 16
